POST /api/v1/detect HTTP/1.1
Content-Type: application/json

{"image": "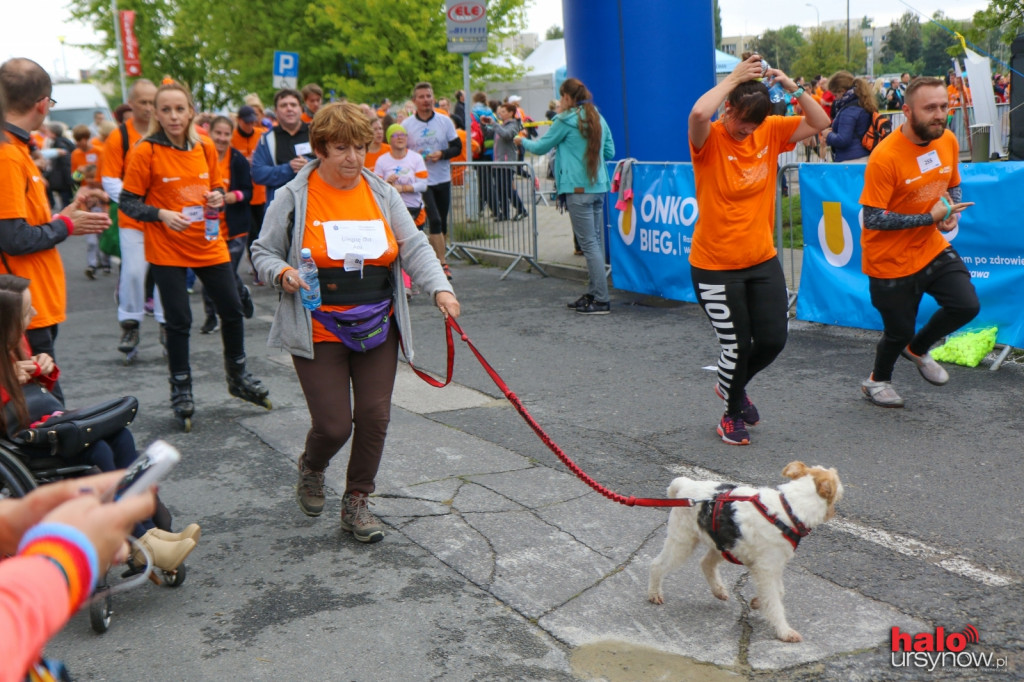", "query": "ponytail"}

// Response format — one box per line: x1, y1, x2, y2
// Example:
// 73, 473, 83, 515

560, 78, 602, 184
